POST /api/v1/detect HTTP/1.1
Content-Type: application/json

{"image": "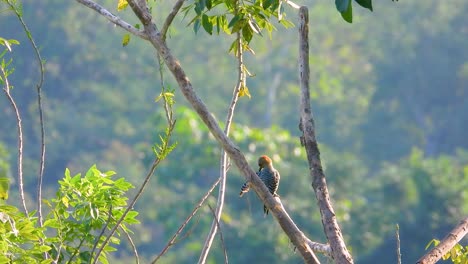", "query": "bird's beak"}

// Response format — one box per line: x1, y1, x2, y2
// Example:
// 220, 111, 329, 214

258, 167, 262, 172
